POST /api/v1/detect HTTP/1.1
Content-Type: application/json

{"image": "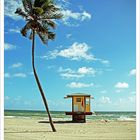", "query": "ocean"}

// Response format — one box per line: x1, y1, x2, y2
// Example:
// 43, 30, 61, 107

4, 110, 136, 121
